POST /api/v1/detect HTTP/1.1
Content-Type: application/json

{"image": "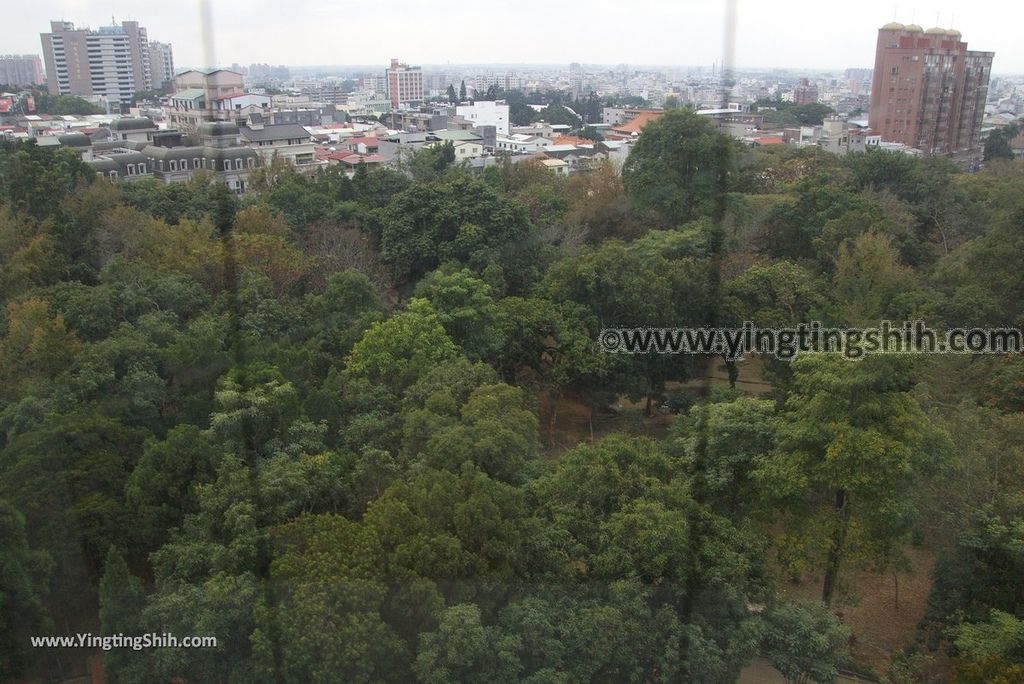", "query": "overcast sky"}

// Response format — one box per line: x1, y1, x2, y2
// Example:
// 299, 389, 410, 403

6, 0, 1022, 74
